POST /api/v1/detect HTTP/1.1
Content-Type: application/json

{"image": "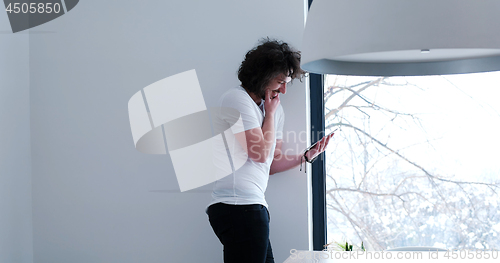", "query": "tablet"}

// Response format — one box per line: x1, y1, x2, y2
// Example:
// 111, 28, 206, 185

305, 127, 339, 152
